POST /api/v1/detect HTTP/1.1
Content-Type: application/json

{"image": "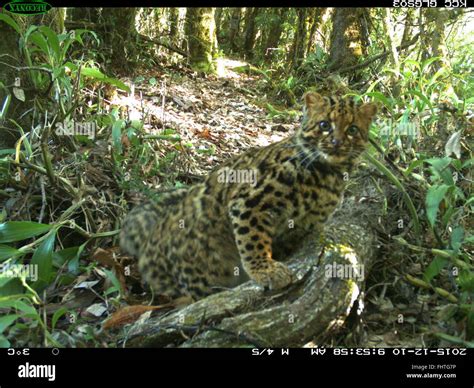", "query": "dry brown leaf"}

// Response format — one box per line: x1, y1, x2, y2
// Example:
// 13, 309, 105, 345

92, 247, 117, 268
103, 305, 166, 330
92, 247, 128, 295
196, 127, 211, 139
